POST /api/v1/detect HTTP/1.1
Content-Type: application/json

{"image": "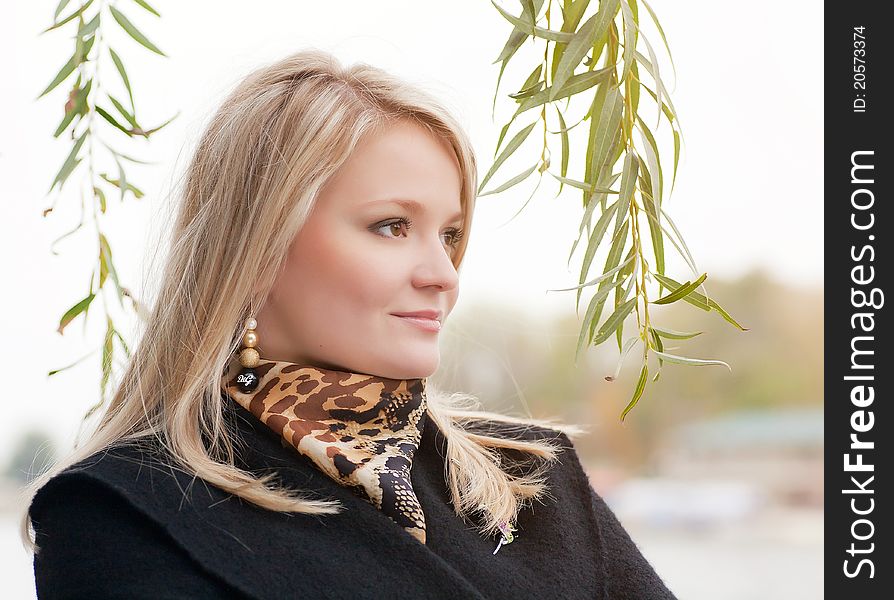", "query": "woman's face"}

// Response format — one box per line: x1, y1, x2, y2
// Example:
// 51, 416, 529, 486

256, 119, 464, 379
